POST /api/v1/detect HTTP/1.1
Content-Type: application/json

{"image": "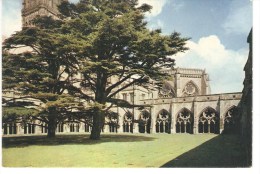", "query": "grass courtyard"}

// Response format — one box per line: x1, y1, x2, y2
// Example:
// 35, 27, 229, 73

2, 133, 248, 168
